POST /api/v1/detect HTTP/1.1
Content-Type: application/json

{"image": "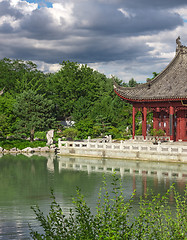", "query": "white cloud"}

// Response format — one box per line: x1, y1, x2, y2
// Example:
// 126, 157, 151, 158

10, 0, 37, 14
0, 15, 20, 29
35, 60, 61, 72
118, 8, 135, 18
172, 6, 187, 20
48, 2, 75, 26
